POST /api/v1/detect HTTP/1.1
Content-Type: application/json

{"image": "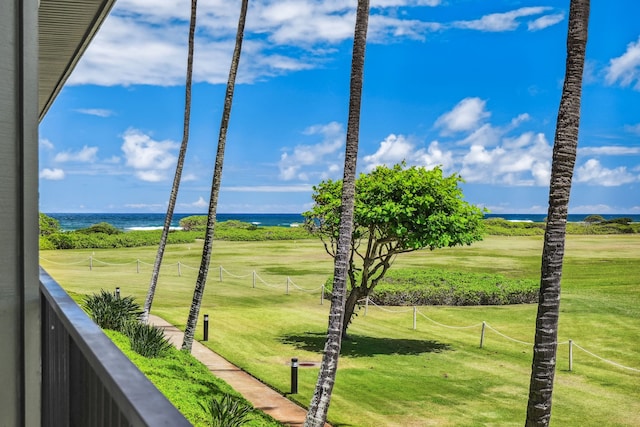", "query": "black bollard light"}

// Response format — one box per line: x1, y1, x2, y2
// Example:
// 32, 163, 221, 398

290, 358, 298, 394
115, 287, 120, 299
203, 314, 209, 341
